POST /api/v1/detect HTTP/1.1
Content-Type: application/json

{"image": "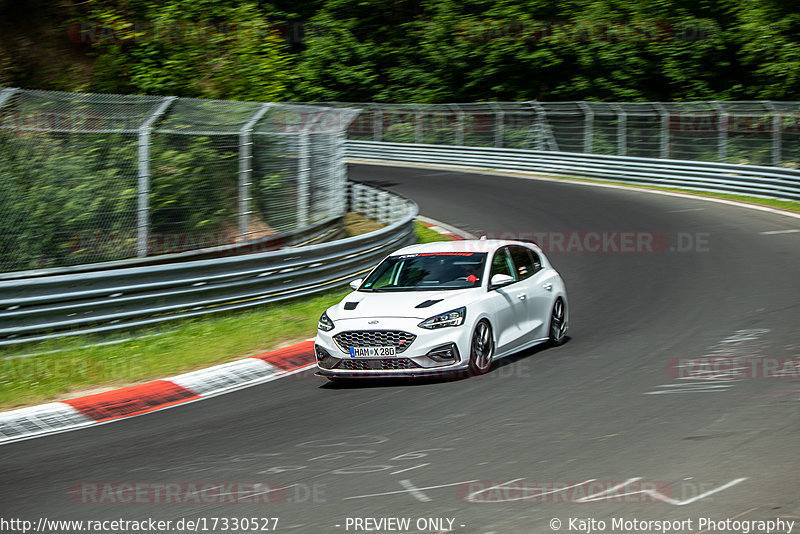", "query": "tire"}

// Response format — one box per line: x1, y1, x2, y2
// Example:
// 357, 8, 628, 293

548, 298, 567, 346
468, 320, 494, 375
